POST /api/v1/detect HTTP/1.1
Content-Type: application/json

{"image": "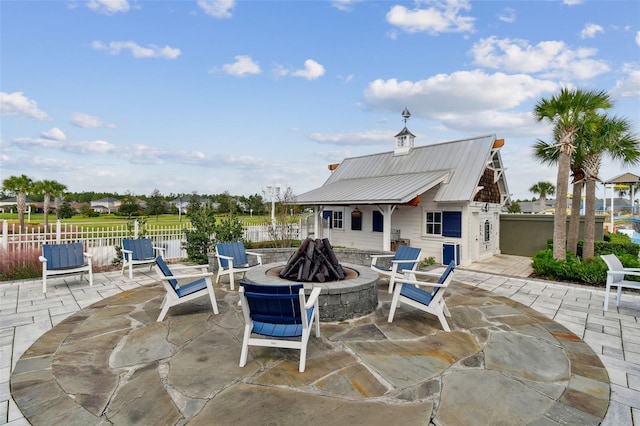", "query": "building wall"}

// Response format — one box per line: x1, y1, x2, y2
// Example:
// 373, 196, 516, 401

319, 187, 503, 266
499, 214, 606, 257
